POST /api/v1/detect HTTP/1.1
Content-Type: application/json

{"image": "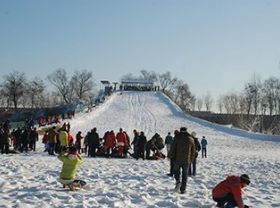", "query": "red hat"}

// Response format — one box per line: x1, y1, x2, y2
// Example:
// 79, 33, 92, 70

68, 146, 78, 155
